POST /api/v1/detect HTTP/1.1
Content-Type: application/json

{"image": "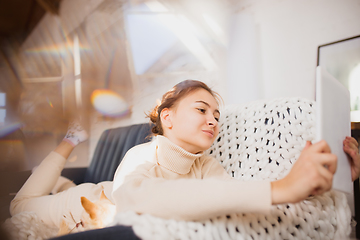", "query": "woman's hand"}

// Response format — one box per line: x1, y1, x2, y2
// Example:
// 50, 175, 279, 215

343, 136, 360, 181
271, 140, 337, 205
